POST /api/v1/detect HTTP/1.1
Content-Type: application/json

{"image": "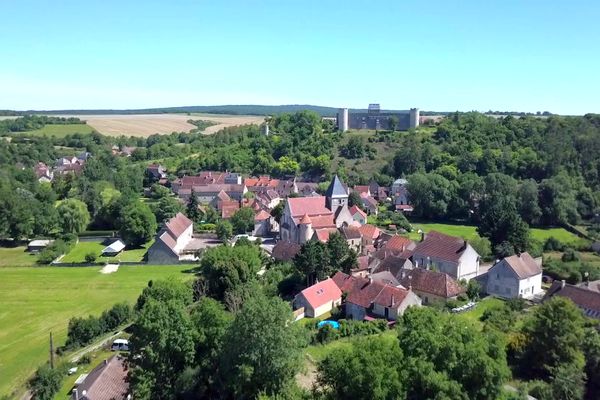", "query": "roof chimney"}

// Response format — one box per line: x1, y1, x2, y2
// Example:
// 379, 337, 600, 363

561, 279, 566, 289
72, 389, 79, 400
420, 231, 425, 242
